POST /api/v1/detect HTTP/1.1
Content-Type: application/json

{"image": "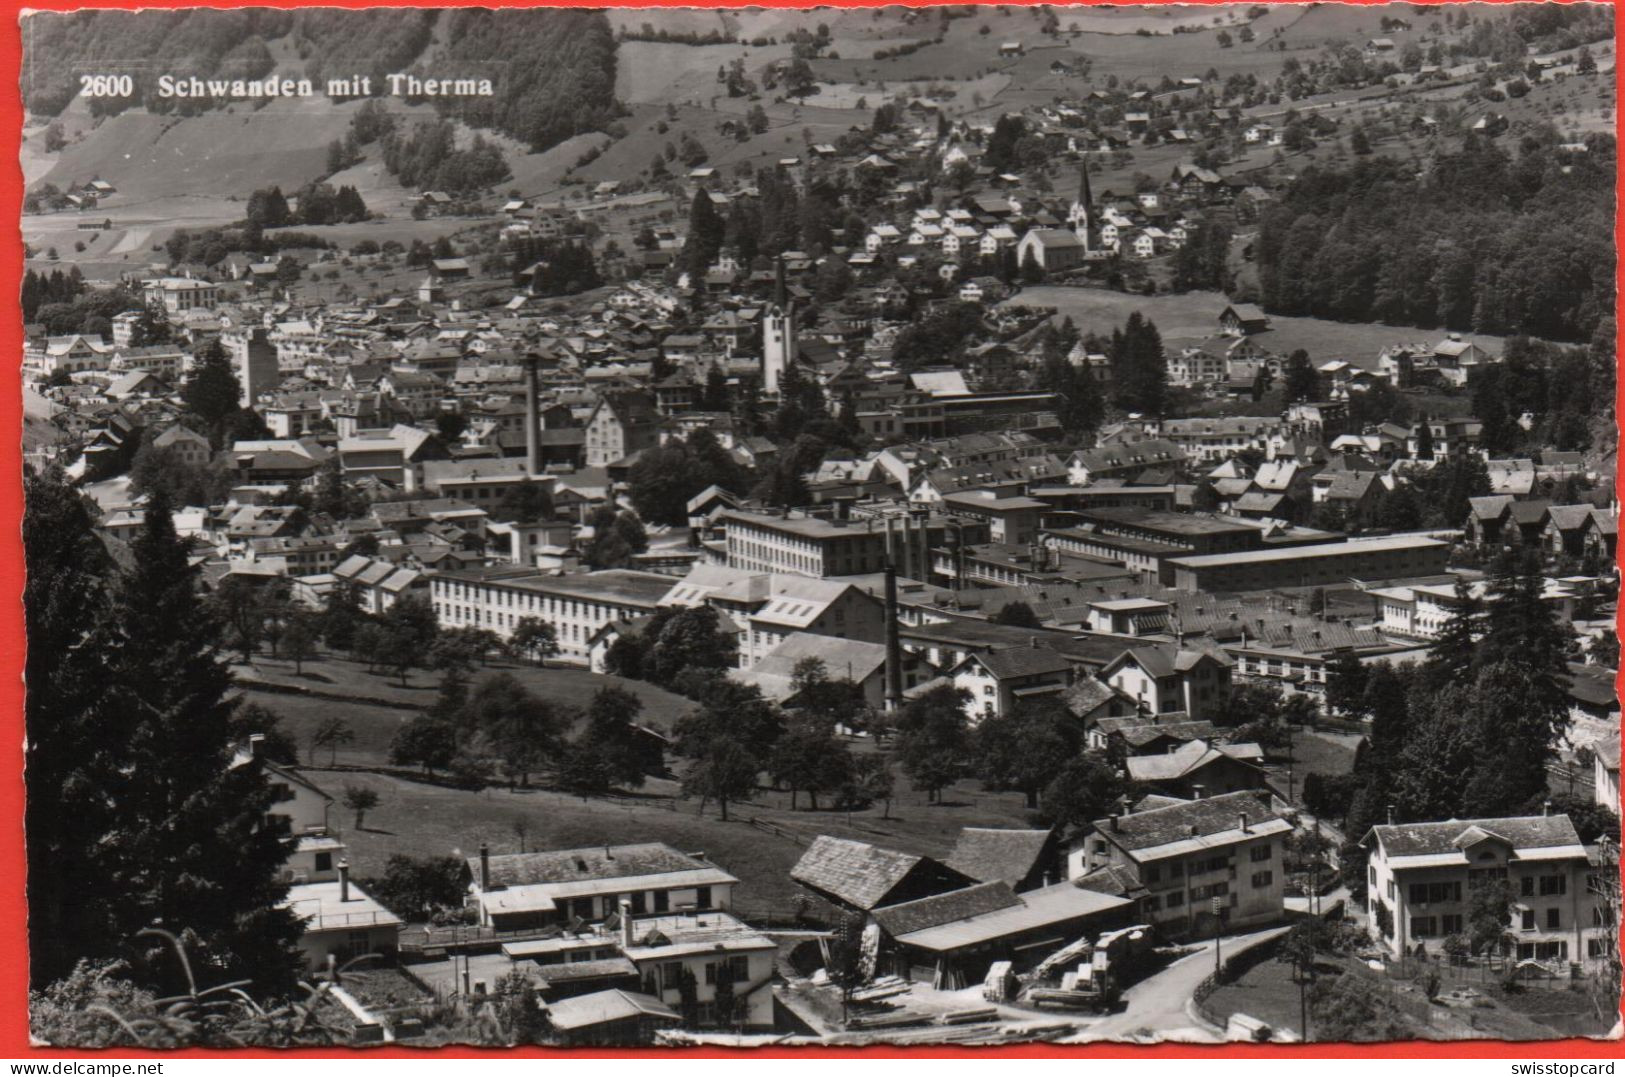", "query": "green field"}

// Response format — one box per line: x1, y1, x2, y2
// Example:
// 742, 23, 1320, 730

235, 653, 695, 767
1004, 286, 1515, 368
